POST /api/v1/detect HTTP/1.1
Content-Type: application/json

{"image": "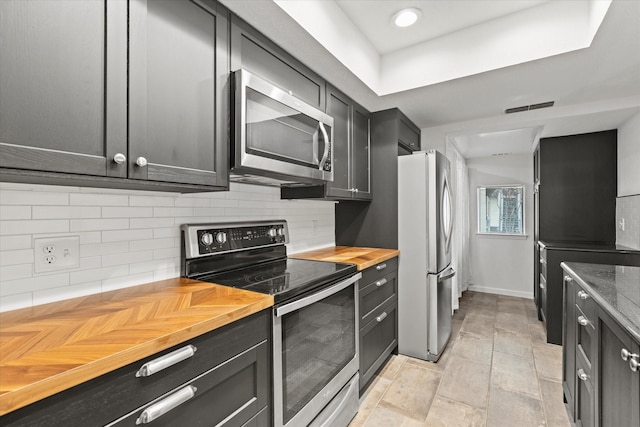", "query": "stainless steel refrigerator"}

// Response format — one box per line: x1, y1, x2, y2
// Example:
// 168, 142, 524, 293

398, 150, 455, 362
